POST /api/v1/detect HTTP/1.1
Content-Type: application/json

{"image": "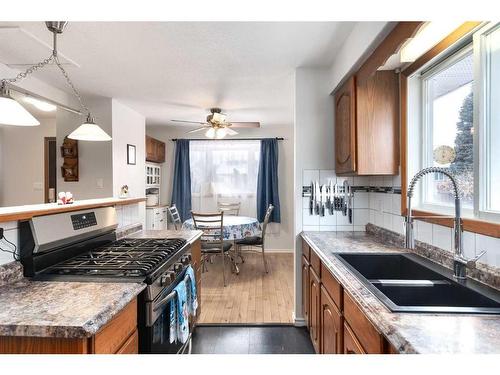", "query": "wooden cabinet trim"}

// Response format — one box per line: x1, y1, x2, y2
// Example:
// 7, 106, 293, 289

302, 255, 310, 328
309, 249, 321, 278
320, 285, 343, 354
94, 298, 137, 354
334, 76, 357, 174
302, 240, 311, 261
320, 263, 343, 312
116, 330, 139, 354
343, 291, 384, 354
309, 267, 321, 353
343, 322, 366, 354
